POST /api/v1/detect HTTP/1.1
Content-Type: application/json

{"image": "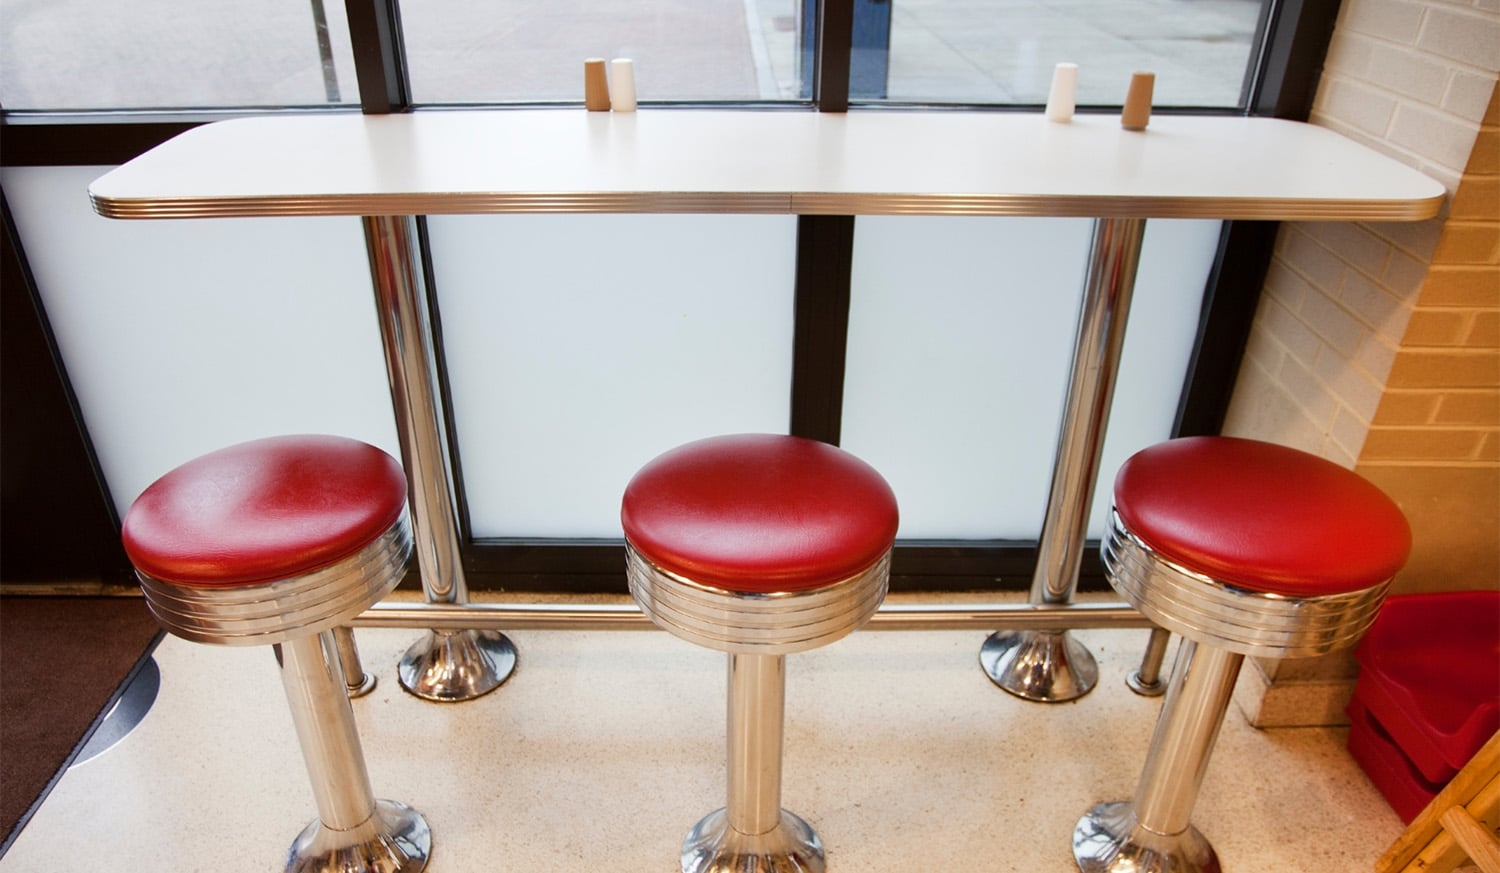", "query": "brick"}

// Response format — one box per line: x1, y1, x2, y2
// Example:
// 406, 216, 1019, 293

1264, 257, 1313, 310
1342, 270, 1414, 339
1373, 390, 1442, 424
1279, 353, 1340, 423
1340, 0, 1427, 43
1281, 227, 1348, 293
1330, 405, 1373, 458
1468, 309, 1500, 346
1321, 221, 1395, 276
1390, 102, 1483, 173
1386, 348, 1500, 387
1222, 369, 1322, 448
1361, 426, 1489, 460
1240, 325, 1284, 374
1435, 390, 1500, 425
1469, 126, 1500, 176
1376, 215, 1445, 262
1421, 265, 1500, 305
1480, 430, 1500, 461
1321, 436, 1361, 468
1323, 32, 1376, 78
1448, 177, 1500, 221
1417, 7, 1500, 71
1300, 288, 1370, 357
1444, 72, 1499, 125
1315, 346, 1388, 416
1402, 307, 1472, 344
1367, 43, 1452, 103
1433, 221, 1500, 263
1261, 295, 1324, 364
1316, 77, 1399, 139
1354, 329, 1403, 383
1380, 243, 1434, 297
